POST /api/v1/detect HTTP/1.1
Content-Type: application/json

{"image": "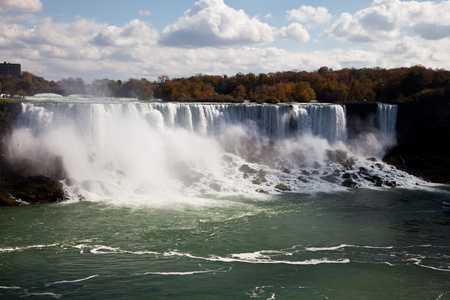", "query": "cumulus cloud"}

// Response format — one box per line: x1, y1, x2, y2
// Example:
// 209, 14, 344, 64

326, 0, 450, 42
0, 0, 42, 12
158, 0, 277, 48
1, 0, 450, 82
287, 5, 331, 26
91, 19, 158, 47
279, 23, 310, 42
